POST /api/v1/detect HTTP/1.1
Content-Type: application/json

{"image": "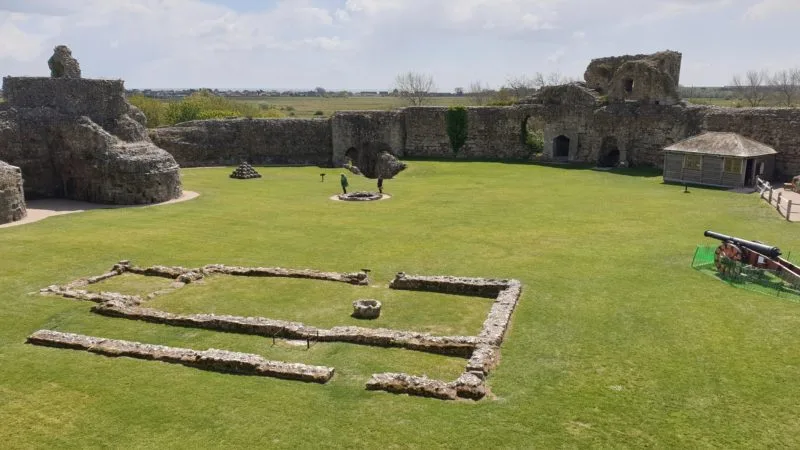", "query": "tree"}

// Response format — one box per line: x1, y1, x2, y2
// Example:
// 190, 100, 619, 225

393, 72, 436, 106
732, 70, 770, 107
505, 72, 572, 101
770, 69, 800, 107
506, 75, 537, 100
314, 86, 327, 97
454, 87, 464, 96
468, 81, 491, 105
